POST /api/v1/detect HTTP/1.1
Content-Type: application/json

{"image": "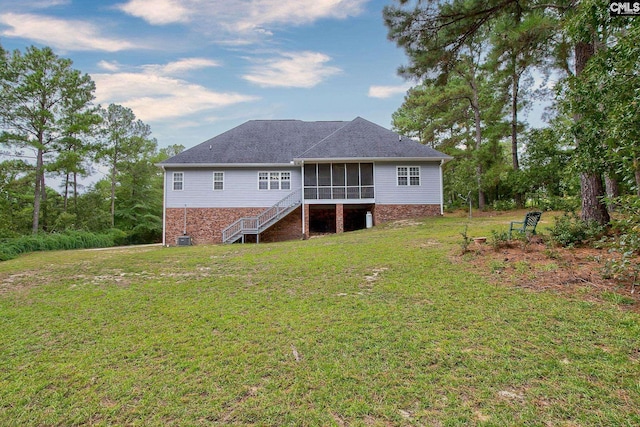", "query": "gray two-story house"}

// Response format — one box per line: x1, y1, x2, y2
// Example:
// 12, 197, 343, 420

159, 117, 452, 245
